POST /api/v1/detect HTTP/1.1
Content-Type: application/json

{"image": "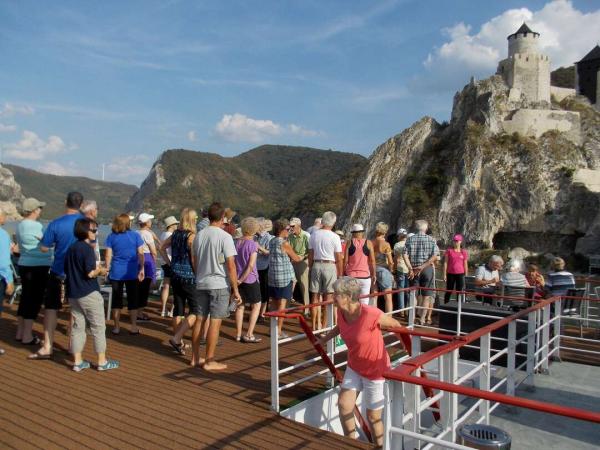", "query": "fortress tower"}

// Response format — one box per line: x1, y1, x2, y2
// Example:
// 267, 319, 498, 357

497, 23, 551, 104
